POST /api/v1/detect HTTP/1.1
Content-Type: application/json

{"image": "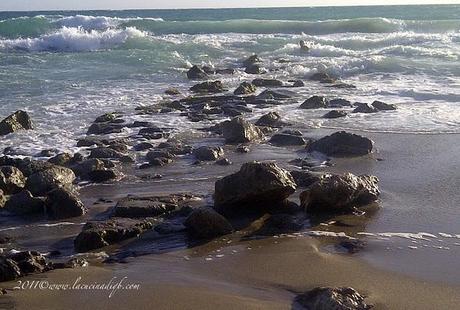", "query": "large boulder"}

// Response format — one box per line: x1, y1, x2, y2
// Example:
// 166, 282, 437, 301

187, 65, 208, 80
372, 100, 396, 111
4, 190, 46, 215
294, 287, 372, 310
46, 188, 86, 219
269, 133, 306, 146
190, 81, 225, 93
234, 82, 257, 95
307, 131, 374, 157
255, 112, 288, 128
0, 256, 21, 282
25, 165, 76, 196
352, 102, 378, 113
0, 110, 33, 136
214, 162, 296, 211
300, 96, 329, 109
245, 64, 265, 74
0, 166, 25, 194
300, 173, 380, 213
323, 110, 347, 119
74, 218, 154, 252
193, 146, 224, 161
184, 208, 233, 239
221, 117, 264, 144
